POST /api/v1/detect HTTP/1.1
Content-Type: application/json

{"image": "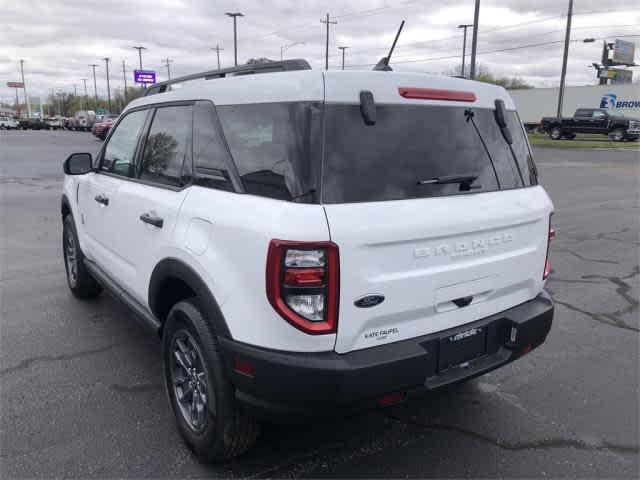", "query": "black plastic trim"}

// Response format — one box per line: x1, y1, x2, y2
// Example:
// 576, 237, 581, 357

148, 258, 231, 339
219, 292, 553, 420
84, 259, 161, 333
